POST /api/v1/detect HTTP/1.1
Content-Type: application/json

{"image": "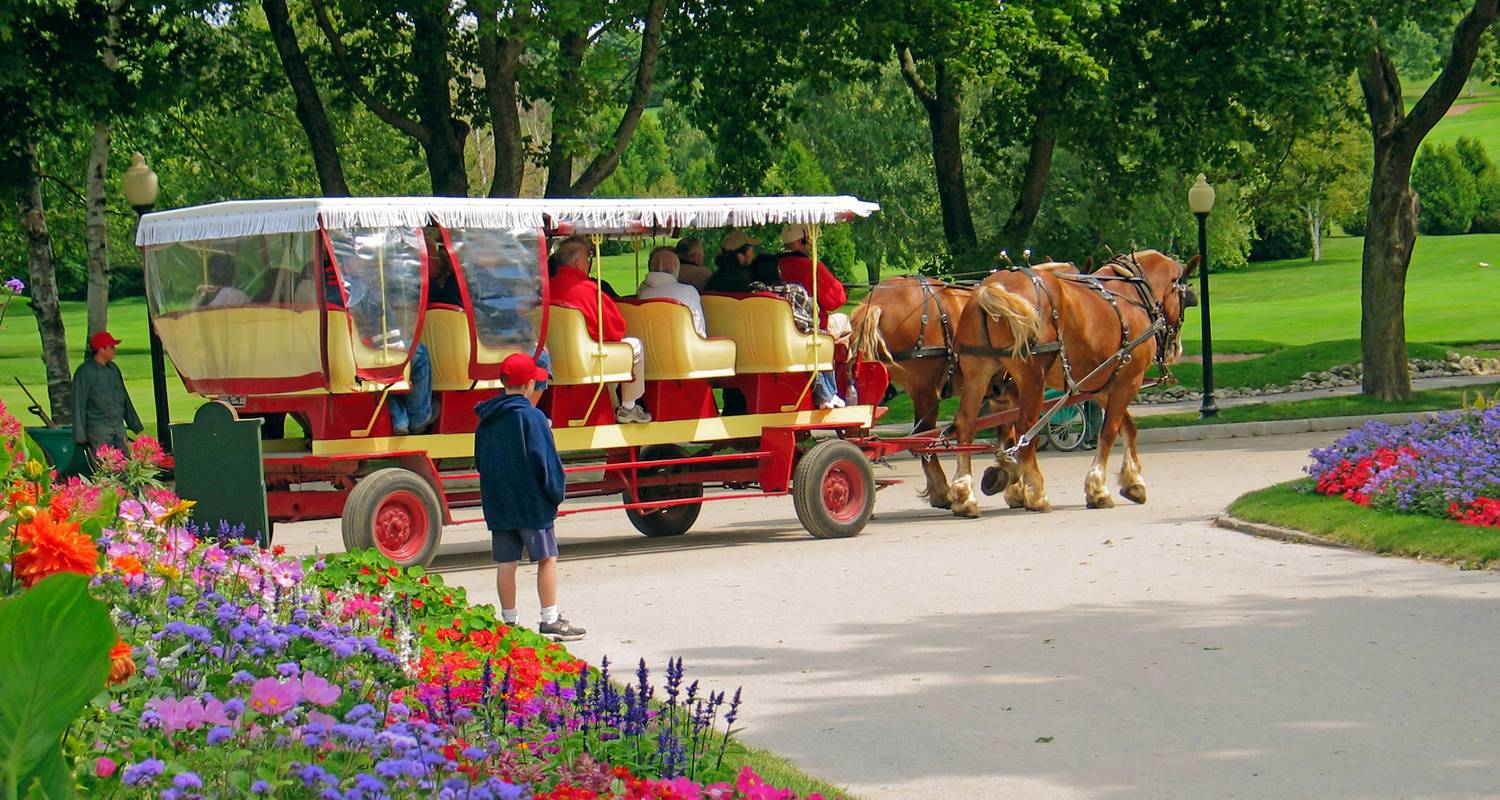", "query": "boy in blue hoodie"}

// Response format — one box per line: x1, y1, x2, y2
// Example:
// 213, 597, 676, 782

474, 352, 585, 641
